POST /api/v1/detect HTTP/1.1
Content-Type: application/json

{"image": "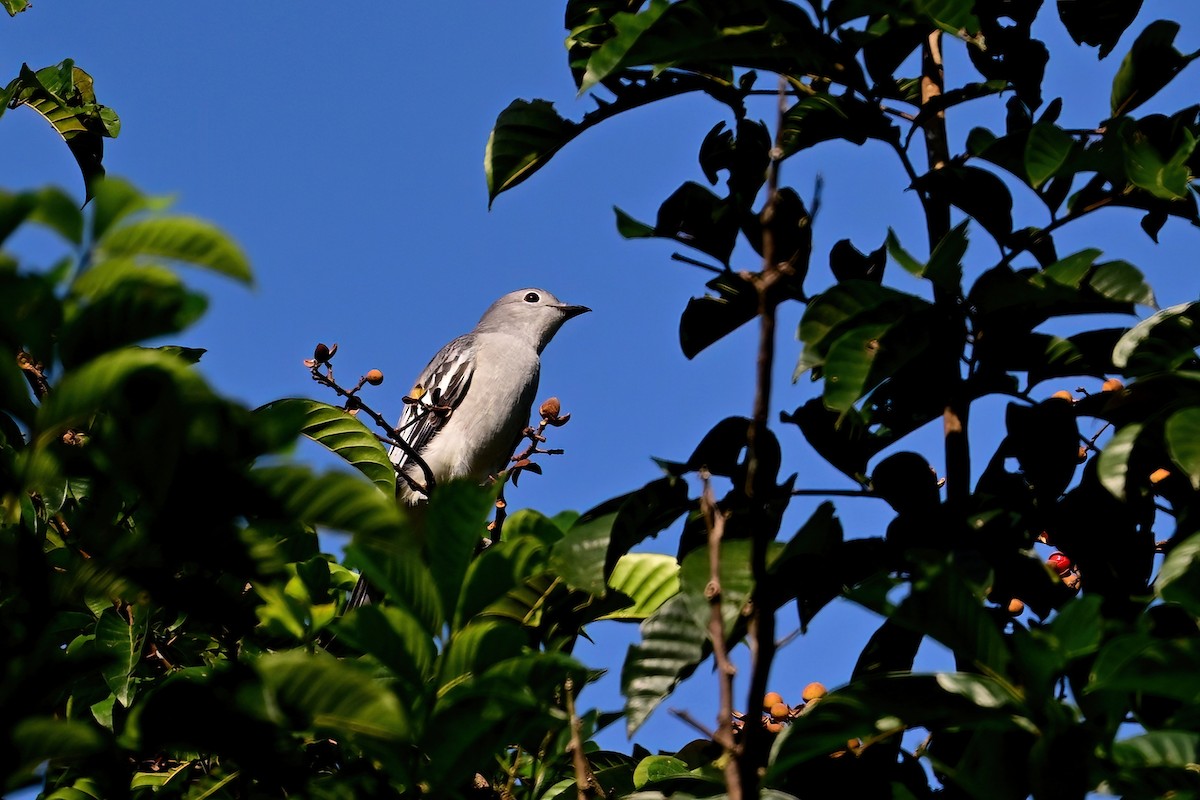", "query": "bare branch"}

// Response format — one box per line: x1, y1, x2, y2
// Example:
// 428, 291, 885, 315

564, 677, 598, 800
700, 469, 742, 800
